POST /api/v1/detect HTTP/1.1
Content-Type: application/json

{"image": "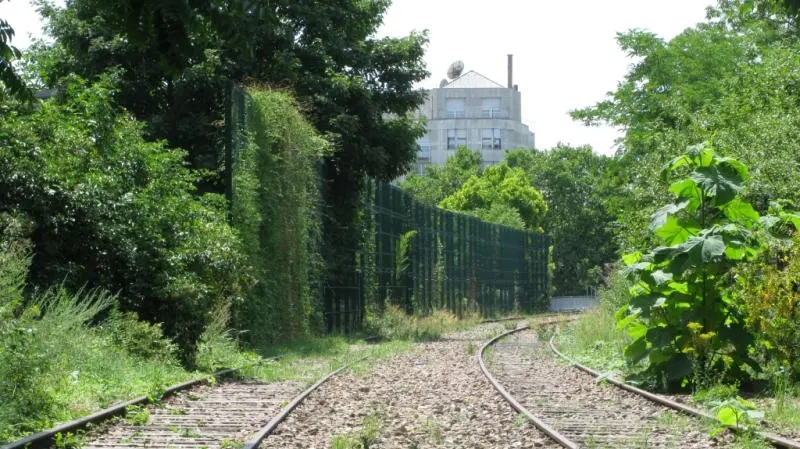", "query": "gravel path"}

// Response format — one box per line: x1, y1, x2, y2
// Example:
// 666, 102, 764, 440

83, 380, 304, 449
491, 329, 720, 449
260, 322, 560, 449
